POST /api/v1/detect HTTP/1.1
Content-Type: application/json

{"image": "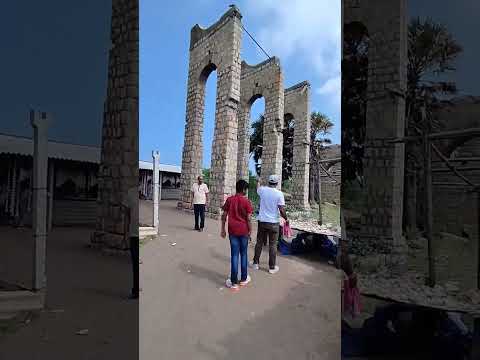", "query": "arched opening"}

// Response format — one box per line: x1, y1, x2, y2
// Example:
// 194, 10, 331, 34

198, 63, 217, 187
249, 96, 265, 178
341, 21, 369, 215
282, 113, 295, 193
